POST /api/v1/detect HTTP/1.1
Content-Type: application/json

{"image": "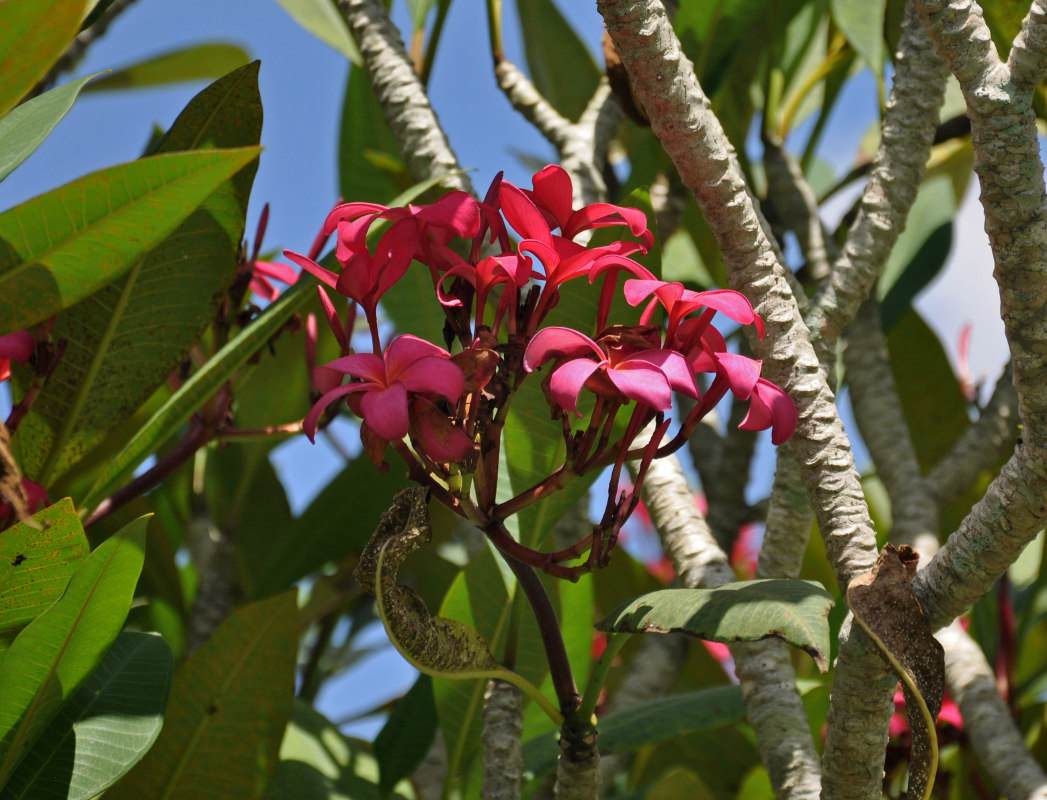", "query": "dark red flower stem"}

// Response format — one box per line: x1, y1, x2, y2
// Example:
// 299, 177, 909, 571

85, 386, 233, 528
498, 539, 580, 715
